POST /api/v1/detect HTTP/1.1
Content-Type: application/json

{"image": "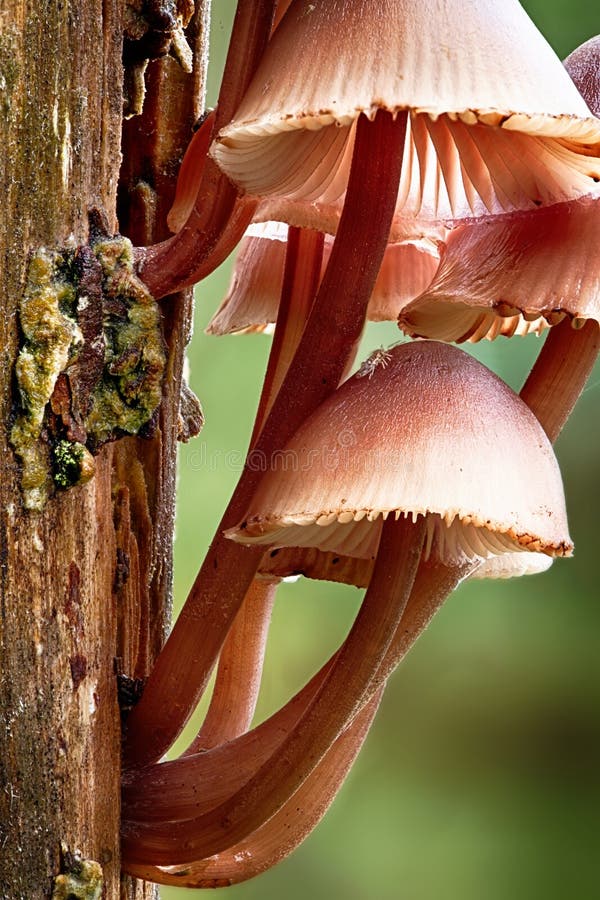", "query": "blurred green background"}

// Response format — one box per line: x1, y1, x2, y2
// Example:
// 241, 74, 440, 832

163, 3, 600, 898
